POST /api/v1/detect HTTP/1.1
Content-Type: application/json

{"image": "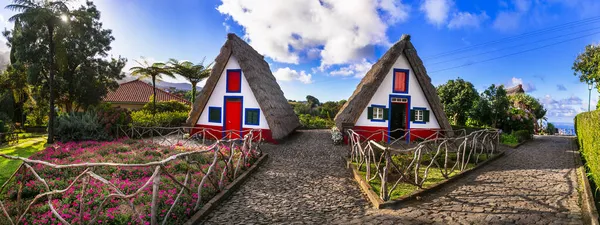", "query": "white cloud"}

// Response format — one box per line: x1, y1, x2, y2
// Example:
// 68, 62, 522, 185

273, 67, 313, 84
542, 95, 585, 118
447, 11, 489, 29
493, 11, 522, 31
330, 59, 373, 78
510, 77, 536, 92
217, 0, 409, 66
420, 0, 453, 26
